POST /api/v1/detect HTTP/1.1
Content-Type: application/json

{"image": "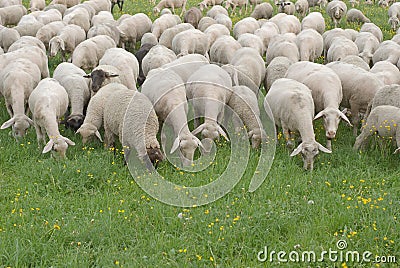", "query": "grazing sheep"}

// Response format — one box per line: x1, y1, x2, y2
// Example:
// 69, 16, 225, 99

301, 12, 325, 34
326, 0, 347, 28
204, 2, 226, 17
326, 61, 384, 135
295, 0, 309, 17
354, 105, 400, 153
388, 3, 400, 31
118, 13, 152, 49
198, 16, 217, 32
71, 35, 116, 70
277, 0, 295, 15
0, 5, 27, 26
214, 13, 232, 30
82, 0, 112, 14
251, 3, 273, 20
14, 14, 44, 37
349, 0, 359, 7
360, 22, 383, 42
35, 21, 66, 50
44, 4, 68, 16
121, 91, 164, 169
237, 33, 264, 56
326, 37, 358, 63
63, 7, 91, 33
340, 55, 370, 71
322, 28, 352, 60
265, 78, 331, 170
0, 27, 20, 52
255, 22, 280, 50
52, 63, 90, 131
296, 29, 323, 62
28, 78, 75, 158
370, 62, 400, 86
159, 23, 195, 49
111, 0, 124, 13
372, 40, 400, 67
233, 17, 259, 39
65, 3, 96, 19
172, 29, 209, 58
87, 22, 120, 45
0, 0, 21, 7
142, 45, 177, 77
91, 11, 115, 27
141, 32, 158, 46
265, 56, 294, 92
266, 33, 299, 65
135, 43, 156, 86
152, 13, 181, 39
153, 0, 187, 15
344, 28, 358, 42
204, 23, 231, 48
270, 14, 301, 34
184, 7, 202, 28
0, 58, 41, 138
210, 35, 242, 65
285, 62, 351, 150
50, 0, 80, 8
355, 32, 379, 65
346, 8, 370, 23
225, 0, 248, 15
36, 9, 63, 25
364, 84, 400, 120
30, 0, 46, 12
49, 24, 86, 62
307, 0, 327, 8
392, 33, 400, 45
7, 36, 46, 54
141, 68, 204, 166
198, 0, 224, 12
